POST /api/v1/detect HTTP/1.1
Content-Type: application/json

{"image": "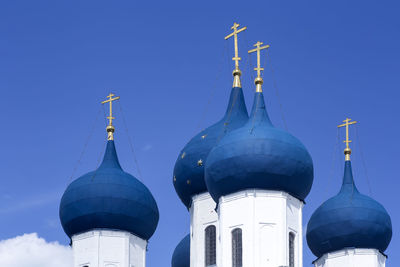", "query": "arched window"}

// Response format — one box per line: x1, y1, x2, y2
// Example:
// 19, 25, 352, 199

289, 232, 295, 267
205, 225, 216, 267
232, 228, 242, 267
